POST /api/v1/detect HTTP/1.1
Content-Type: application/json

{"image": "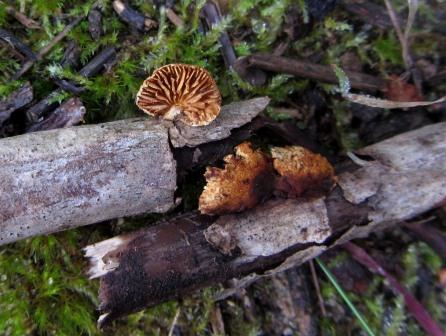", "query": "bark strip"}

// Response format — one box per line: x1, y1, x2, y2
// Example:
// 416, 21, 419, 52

84, 122, 446, 326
